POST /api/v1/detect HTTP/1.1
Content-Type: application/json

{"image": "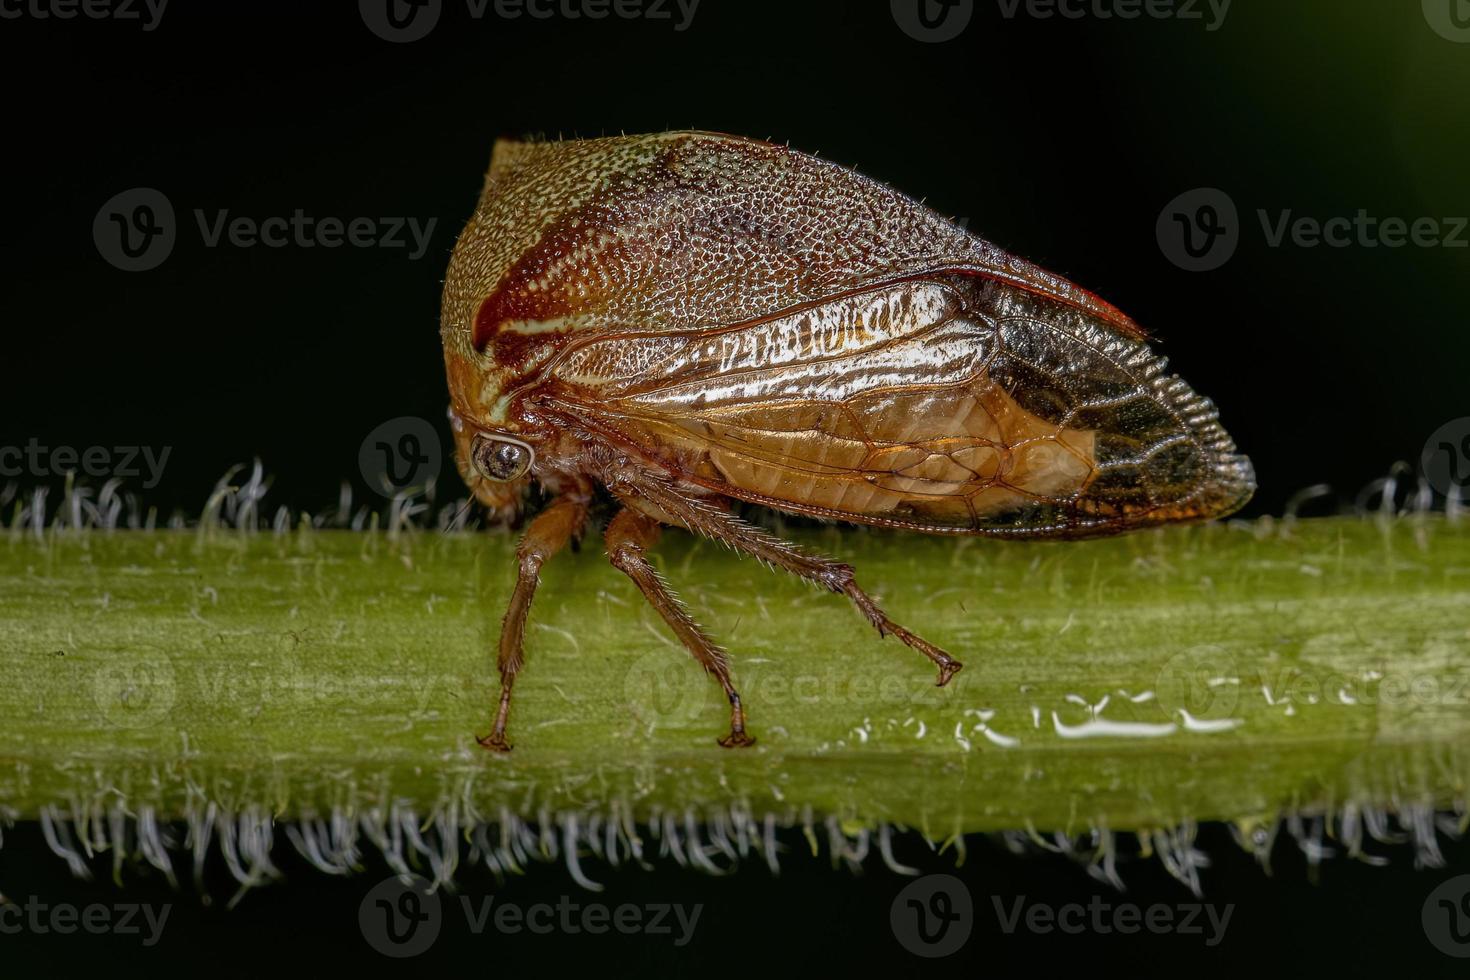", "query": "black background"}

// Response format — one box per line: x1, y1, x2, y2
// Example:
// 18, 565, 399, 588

2, 0, 1468, 974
